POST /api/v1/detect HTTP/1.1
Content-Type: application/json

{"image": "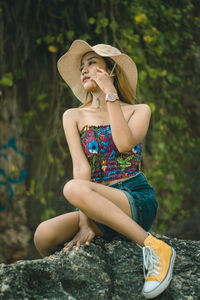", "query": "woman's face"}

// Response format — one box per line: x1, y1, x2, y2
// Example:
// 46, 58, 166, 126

80, 51, 107, 92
